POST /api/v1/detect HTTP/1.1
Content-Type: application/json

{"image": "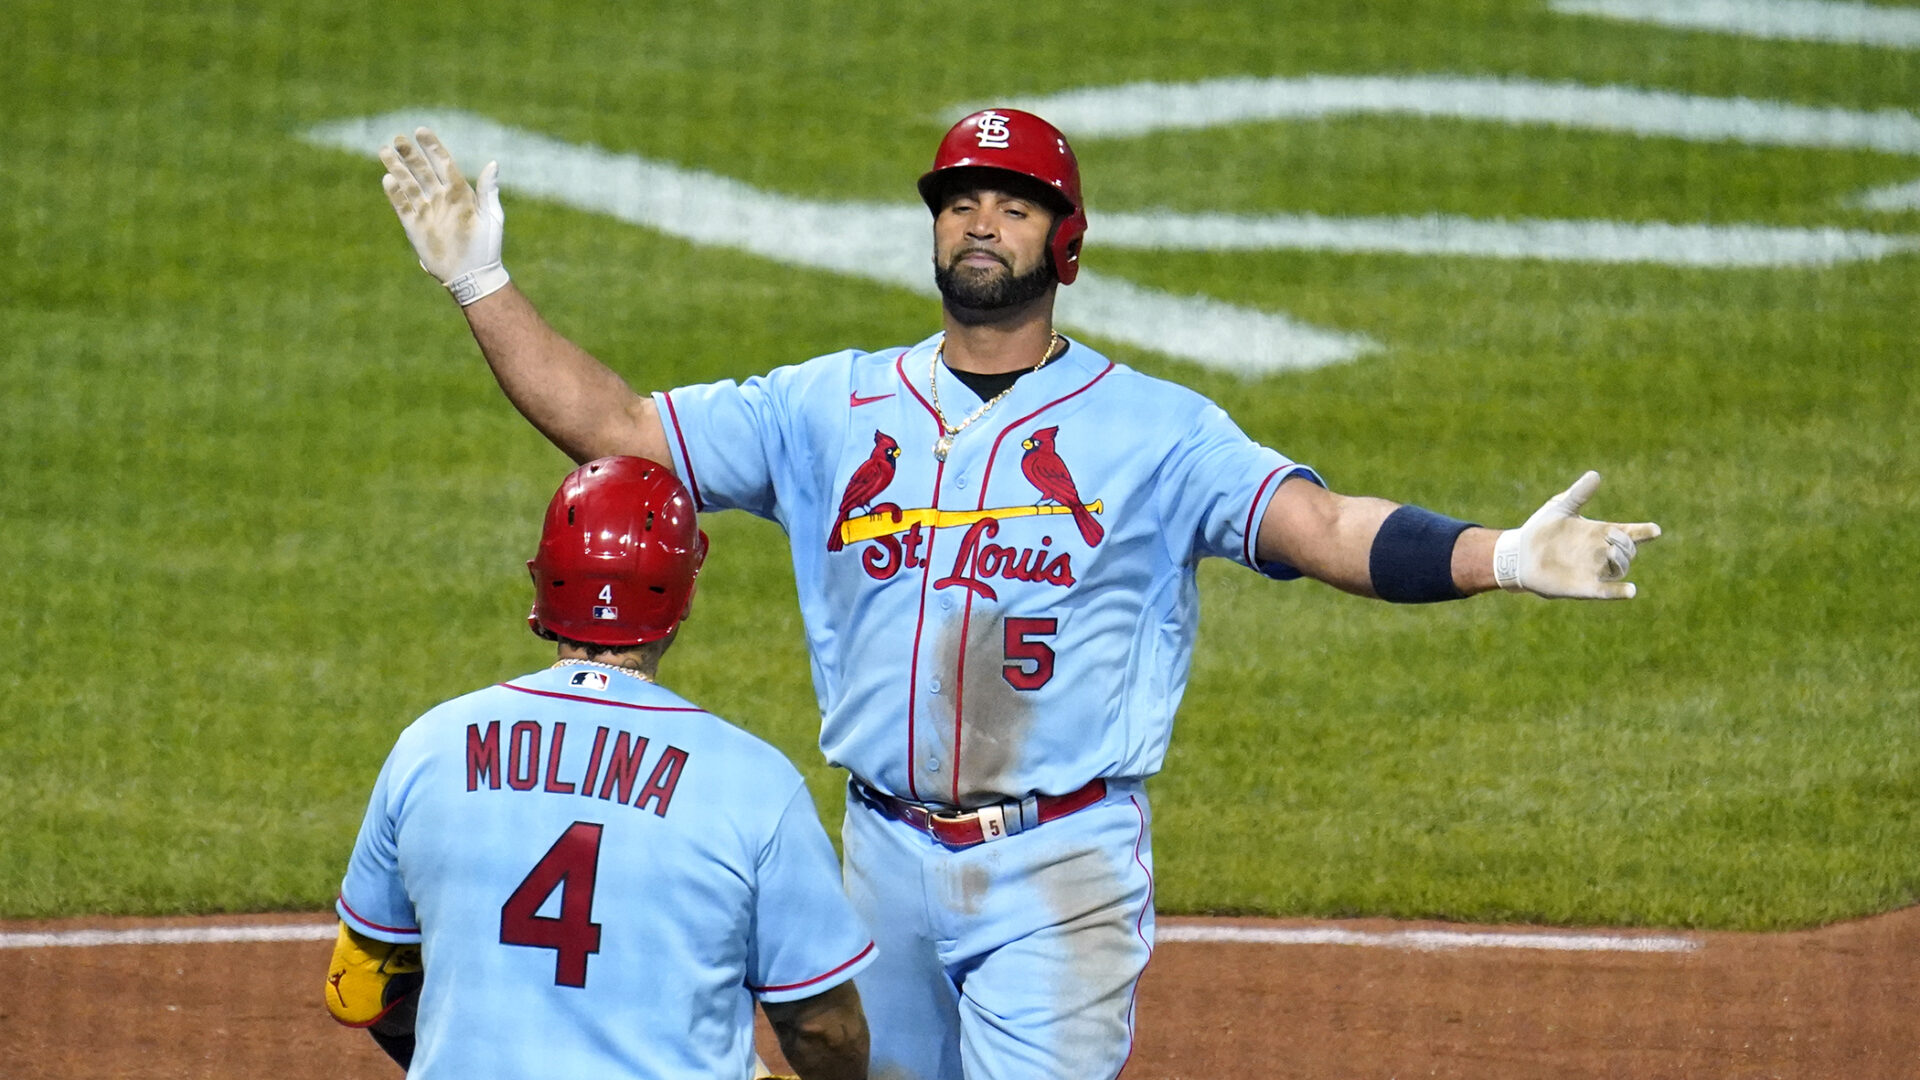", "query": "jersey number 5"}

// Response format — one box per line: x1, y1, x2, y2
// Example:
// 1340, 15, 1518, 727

1003, 617, 1058, 690
500, 821, 604, 988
